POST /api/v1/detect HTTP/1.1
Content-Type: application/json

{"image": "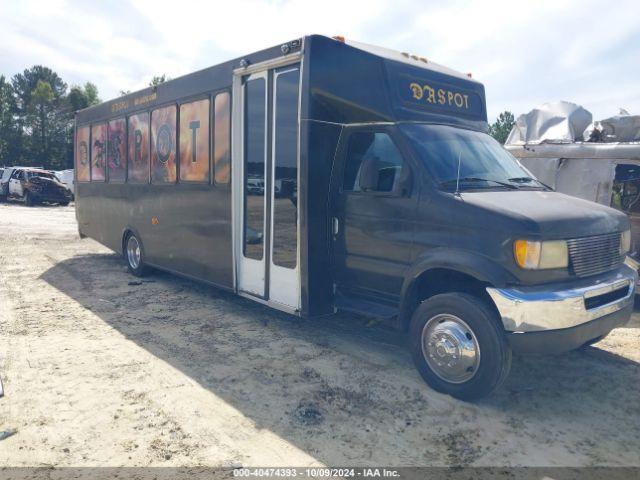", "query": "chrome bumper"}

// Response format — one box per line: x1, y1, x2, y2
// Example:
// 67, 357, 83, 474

487, 265, 637, 332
